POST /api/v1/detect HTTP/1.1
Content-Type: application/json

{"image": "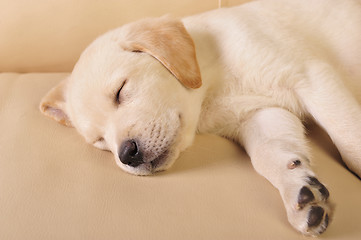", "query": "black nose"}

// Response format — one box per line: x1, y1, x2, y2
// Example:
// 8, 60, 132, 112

119, 139, 143, 167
